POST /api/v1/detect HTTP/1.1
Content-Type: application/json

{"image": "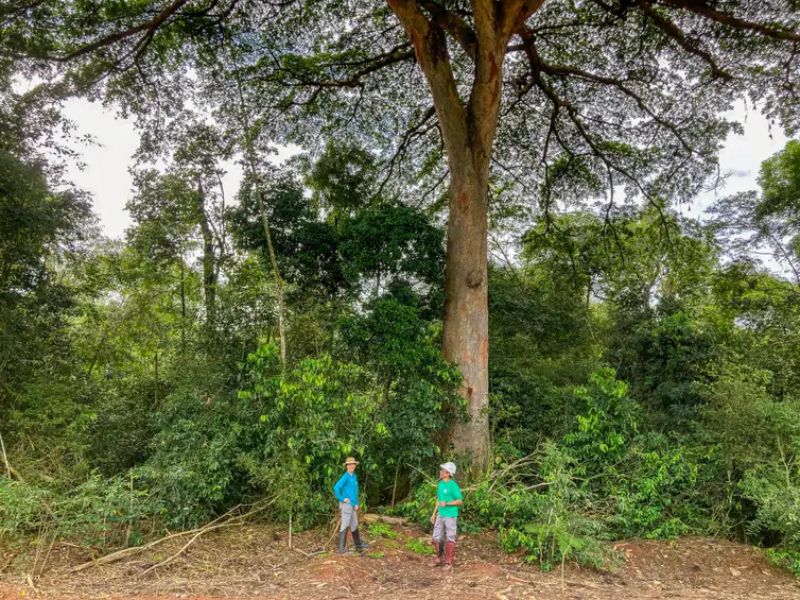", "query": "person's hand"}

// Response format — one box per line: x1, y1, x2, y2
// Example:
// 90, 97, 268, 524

343, 498, 350, 503
438, 501, 447, 508
354, 504, 360, 511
